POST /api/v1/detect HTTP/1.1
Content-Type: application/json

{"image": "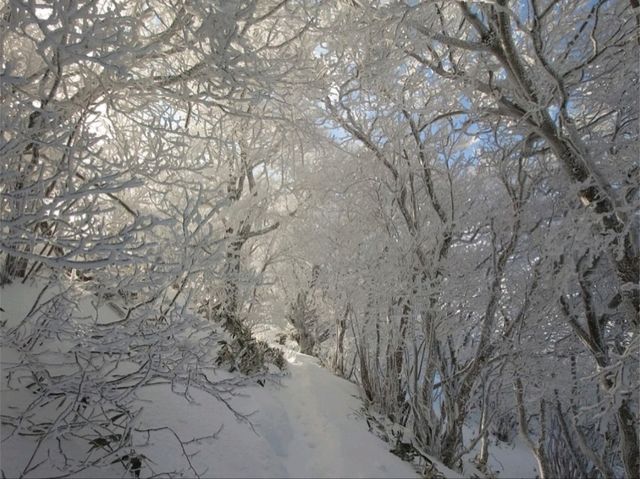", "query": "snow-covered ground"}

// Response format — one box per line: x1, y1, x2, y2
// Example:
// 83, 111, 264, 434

1, 282, 419, 478
1, 282, 538, 479
96, 350, 420, 478
247, 351, 419, 478
459, 425, 538, 479
1, 350, 419, 478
